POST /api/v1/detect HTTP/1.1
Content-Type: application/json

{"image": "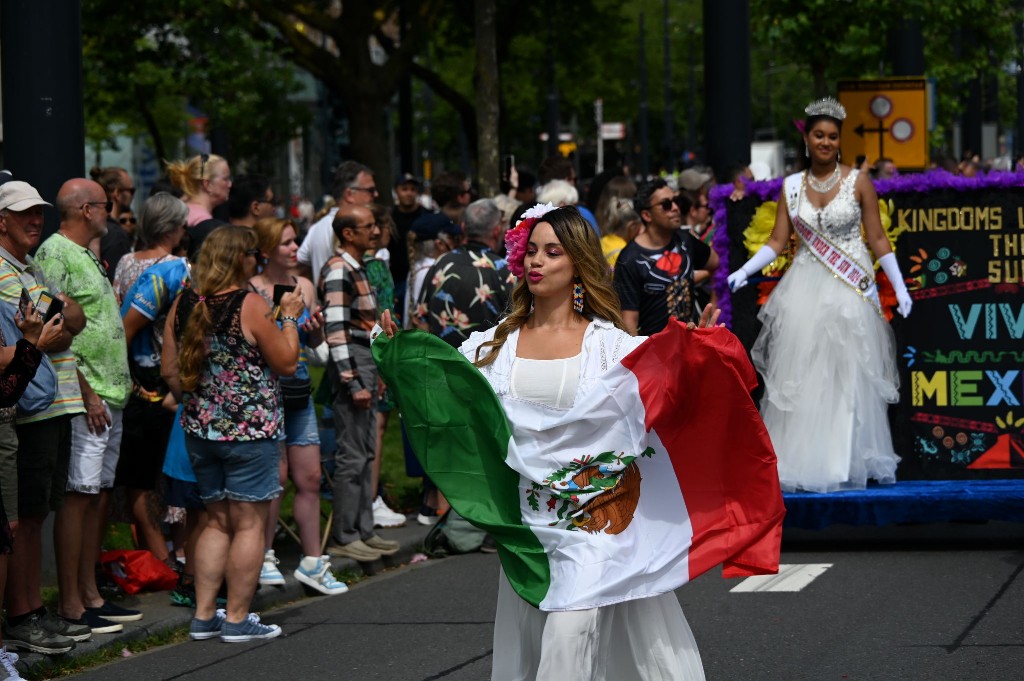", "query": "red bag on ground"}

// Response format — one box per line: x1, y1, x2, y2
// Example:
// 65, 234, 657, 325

100, 549, 178, 595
